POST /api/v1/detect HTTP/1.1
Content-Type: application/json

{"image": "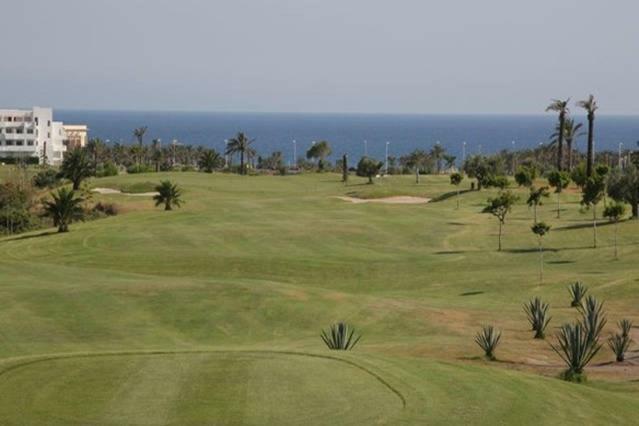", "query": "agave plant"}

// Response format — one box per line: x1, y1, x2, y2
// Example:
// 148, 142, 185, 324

619, 319, 633, 338
550, 322, 602, 381
523, 297, 551, 339
474, 325, 501, 361
320, 322, 361, 350
608, 319, 633, 362
568, 281, 588, 308
580, 296, 607, 345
